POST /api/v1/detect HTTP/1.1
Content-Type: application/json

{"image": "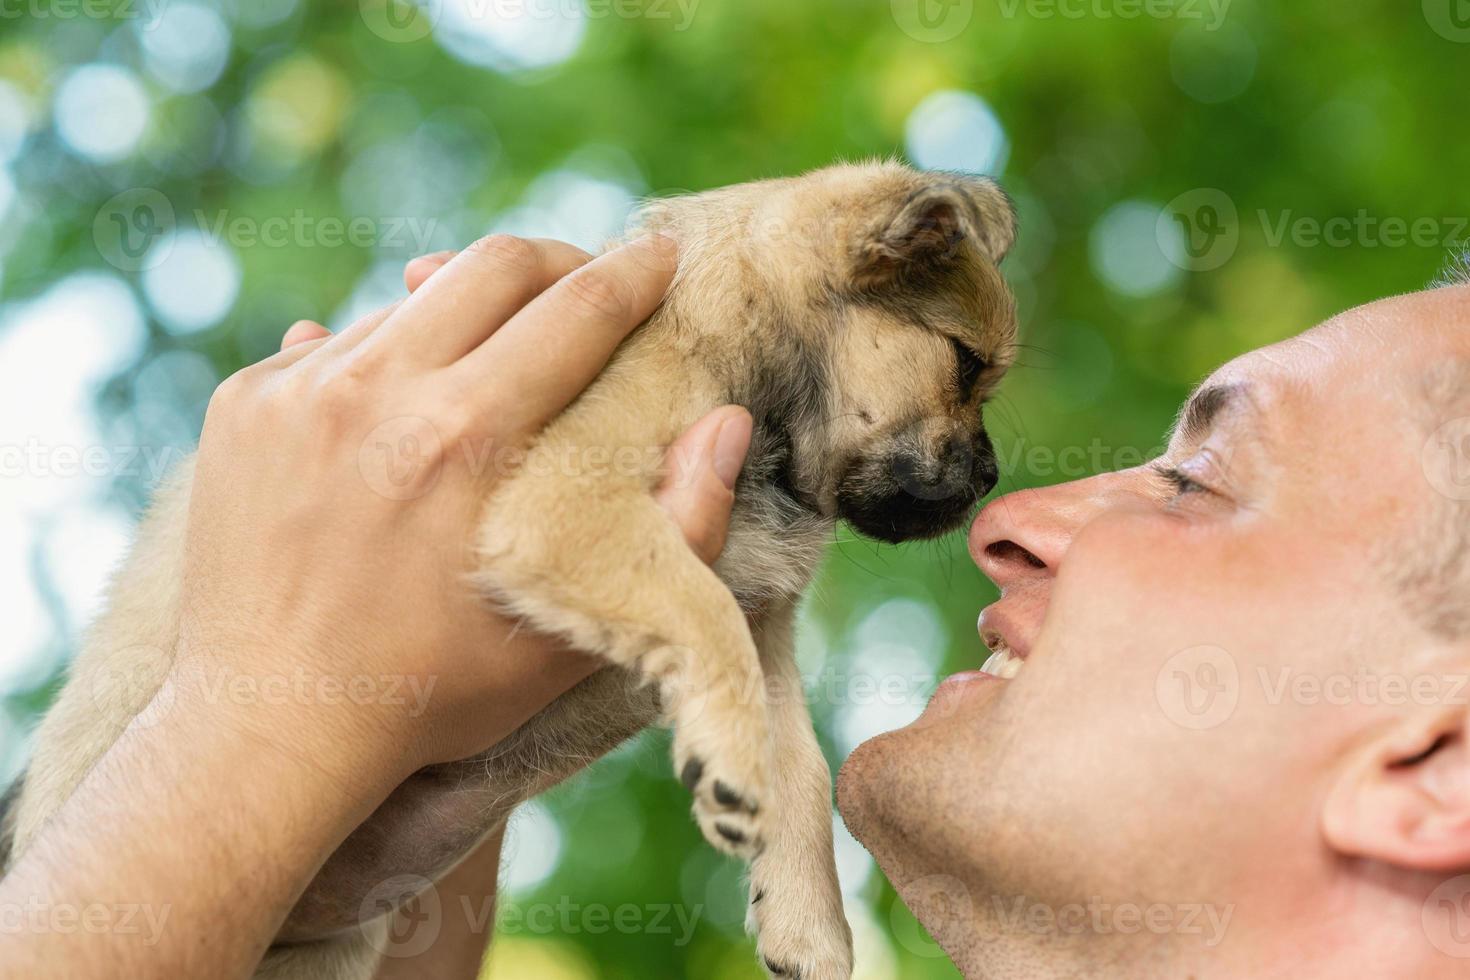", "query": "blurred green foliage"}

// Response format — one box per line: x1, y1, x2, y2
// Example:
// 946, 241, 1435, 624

2, 0, 1467, 976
